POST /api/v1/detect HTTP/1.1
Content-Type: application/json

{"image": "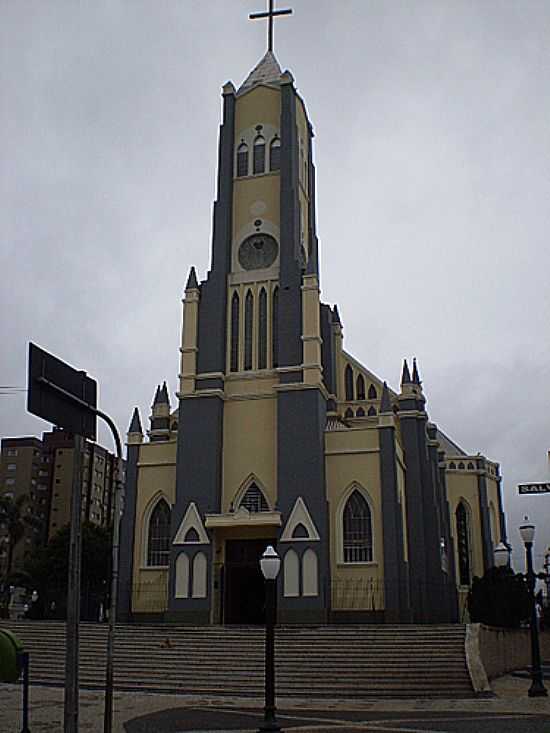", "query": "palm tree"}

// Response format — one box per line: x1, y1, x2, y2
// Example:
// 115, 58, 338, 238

0, 495, 42, 580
